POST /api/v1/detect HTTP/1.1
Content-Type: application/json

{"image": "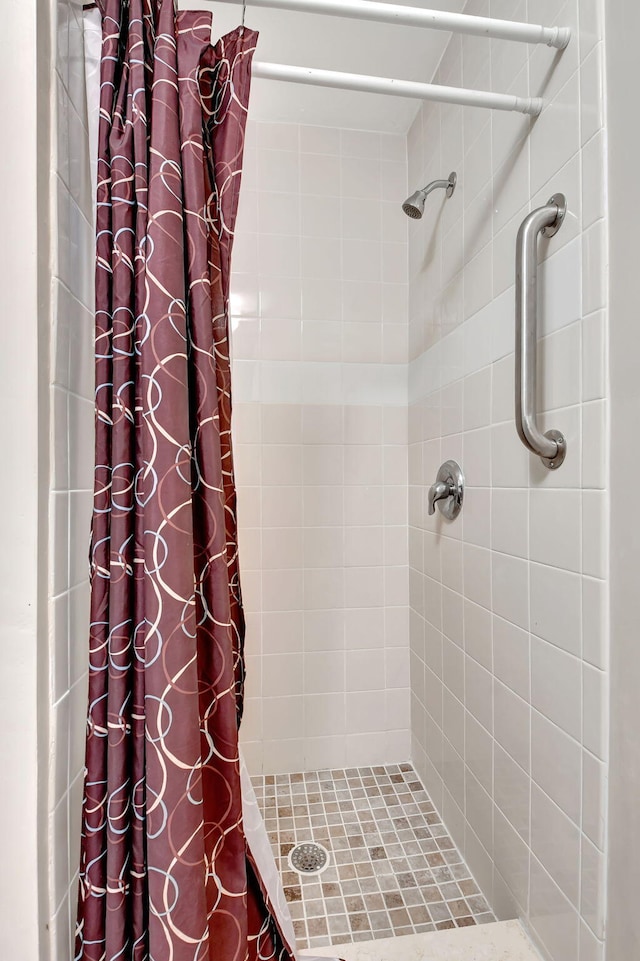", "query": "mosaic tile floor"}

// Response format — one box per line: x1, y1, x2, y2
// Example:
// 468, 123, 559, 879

251, 763, 495, 949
